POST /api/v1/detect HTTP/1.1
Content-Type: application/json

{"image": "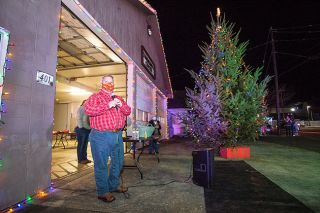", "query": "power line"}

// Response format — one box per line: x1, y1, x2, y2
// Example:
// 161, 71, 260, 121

275, 41, 320, 74
276, 51, 320, 60
276, 37, 320, 42
278, 59, 310, 78
273, 30, 320, 34
303, 41, 320, 54
276, 52, 309, 58
247, 41, 272, 52
274, 24, 320, 31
